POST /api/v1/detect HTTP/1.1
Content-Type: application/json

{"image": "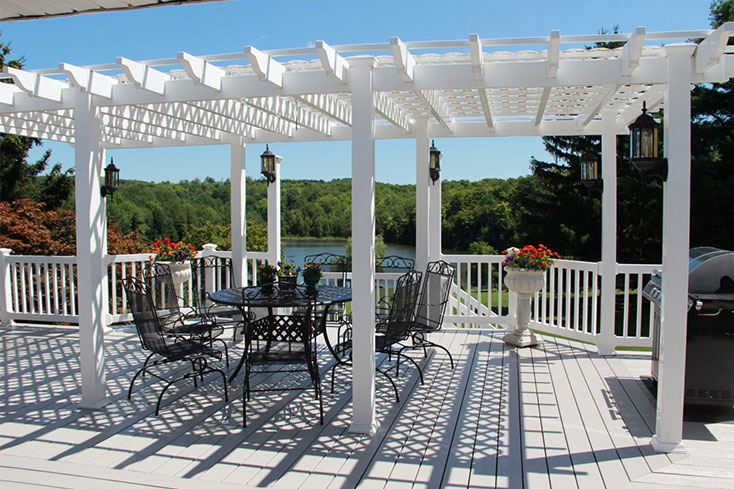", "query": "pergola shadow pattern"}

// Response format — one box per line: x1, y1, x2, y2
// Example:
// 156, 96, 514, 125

3, 326, 733, 488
